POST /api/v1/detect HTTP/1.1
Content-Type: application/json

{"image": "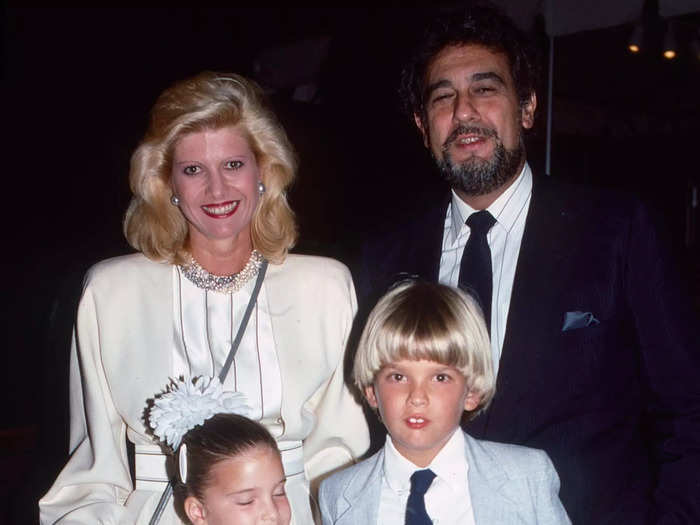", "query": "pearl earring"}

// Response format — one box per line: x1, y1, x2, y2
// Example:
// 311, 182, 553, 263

170, 195, 180, 206
258, 181, 266, 195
